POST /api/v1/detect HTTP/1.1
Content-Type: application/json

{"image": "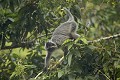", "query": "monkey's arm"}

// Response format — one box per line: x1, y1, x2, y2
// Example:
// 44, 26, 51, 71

71, 33, 80, 39
70, 23, 80, 39
44, 51, 52, 71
